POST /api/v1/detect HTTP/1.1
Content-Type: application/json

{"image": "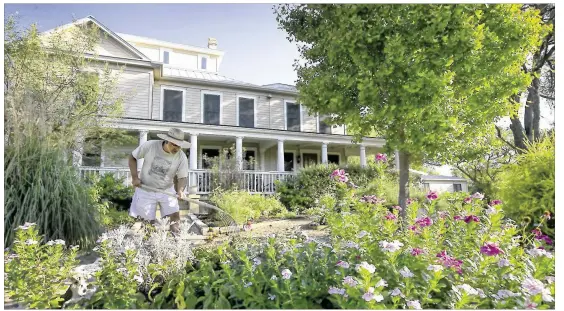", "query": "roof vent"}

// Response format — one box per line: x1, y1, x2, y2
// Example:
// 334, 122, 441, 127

208, 37, 217, 50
